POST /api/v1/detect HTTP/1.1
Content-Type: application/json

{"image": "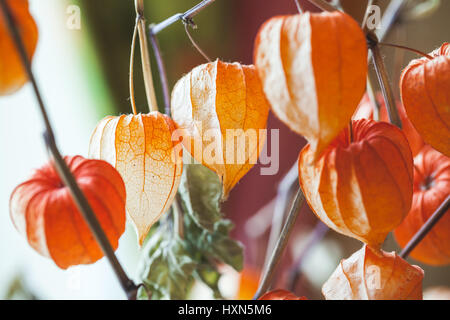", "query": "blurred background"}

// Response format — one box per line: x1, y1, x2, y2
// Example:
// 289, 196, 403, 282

0, 0, 449, 299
